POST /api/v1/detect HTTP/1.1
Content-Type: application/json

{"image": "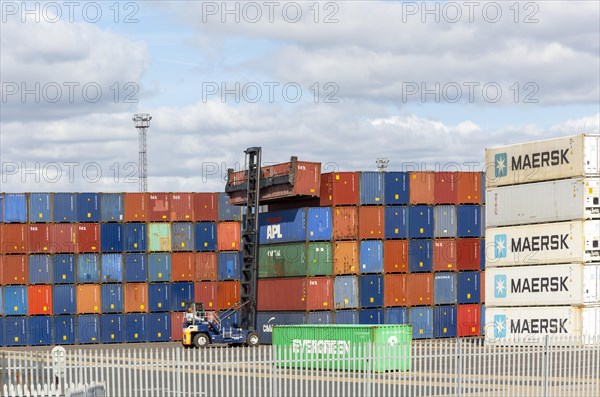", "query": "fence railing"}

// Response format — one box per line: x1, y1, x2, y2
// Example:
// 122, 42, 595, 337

1, 336, 599, 397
